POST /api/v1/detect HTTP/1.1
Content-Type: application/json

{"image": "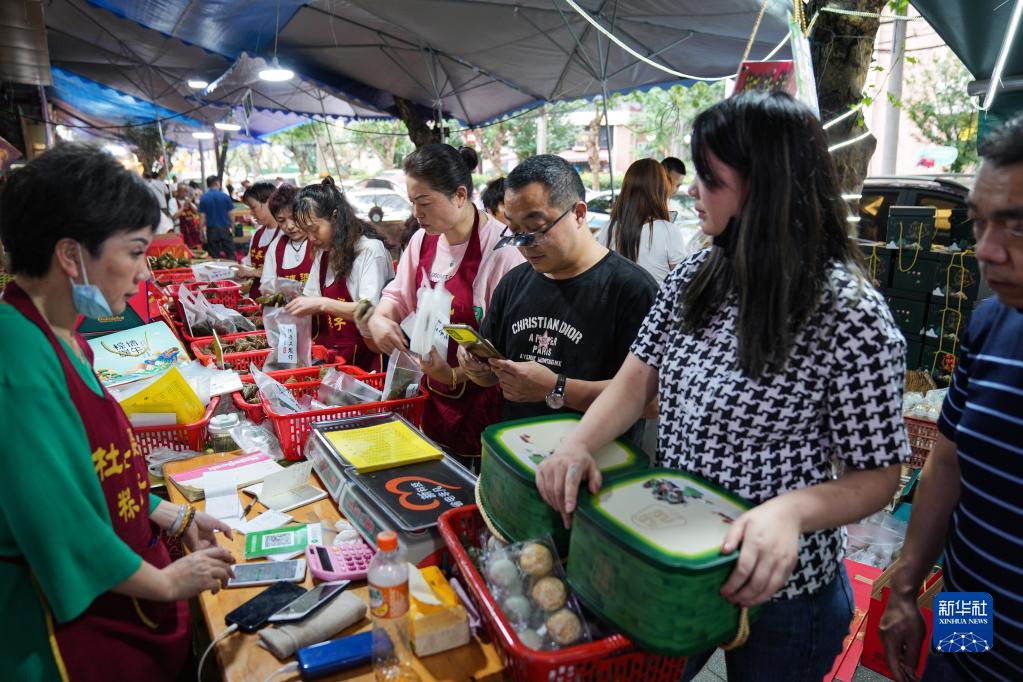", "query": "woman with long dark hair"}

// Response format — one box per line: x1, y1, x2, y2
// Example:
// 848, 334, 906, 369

367, 144, 523, 461
599, 158, 685, 284
286, 178, 393, 372
535, 92, 909, 680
